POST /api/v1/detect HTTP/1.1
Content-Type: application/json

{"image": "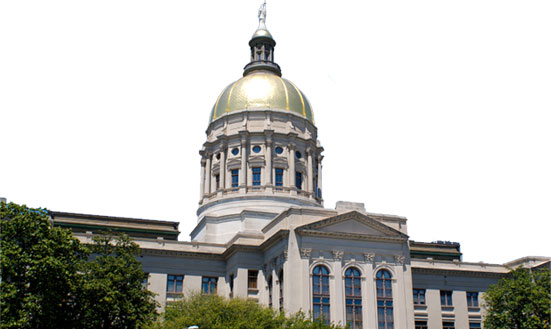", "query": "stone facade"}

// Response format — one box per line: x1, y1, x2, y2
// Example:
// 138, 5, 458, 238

51, 7, 550, 329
